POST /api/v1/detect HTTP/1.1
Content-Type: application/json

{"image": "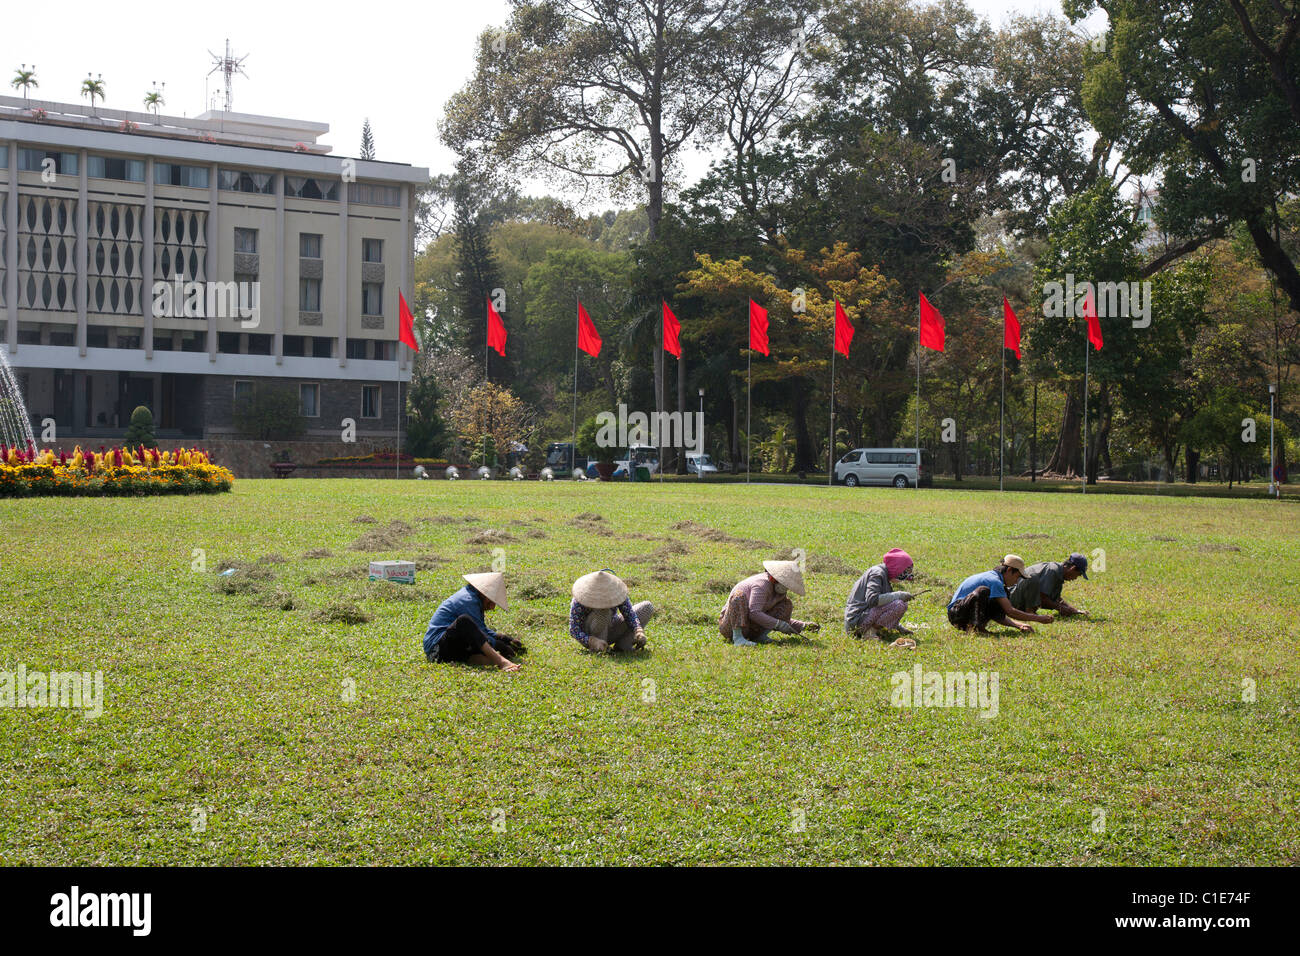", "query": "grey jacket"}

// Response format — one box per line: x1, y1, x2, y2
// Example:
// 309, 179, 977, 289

844, 564, 891, 630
